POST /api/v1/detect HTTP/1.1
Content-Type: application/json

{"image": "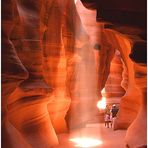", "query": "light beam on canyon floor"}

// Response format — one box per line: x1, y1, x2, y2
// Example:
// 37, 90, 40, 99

69, 137, 103, 147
